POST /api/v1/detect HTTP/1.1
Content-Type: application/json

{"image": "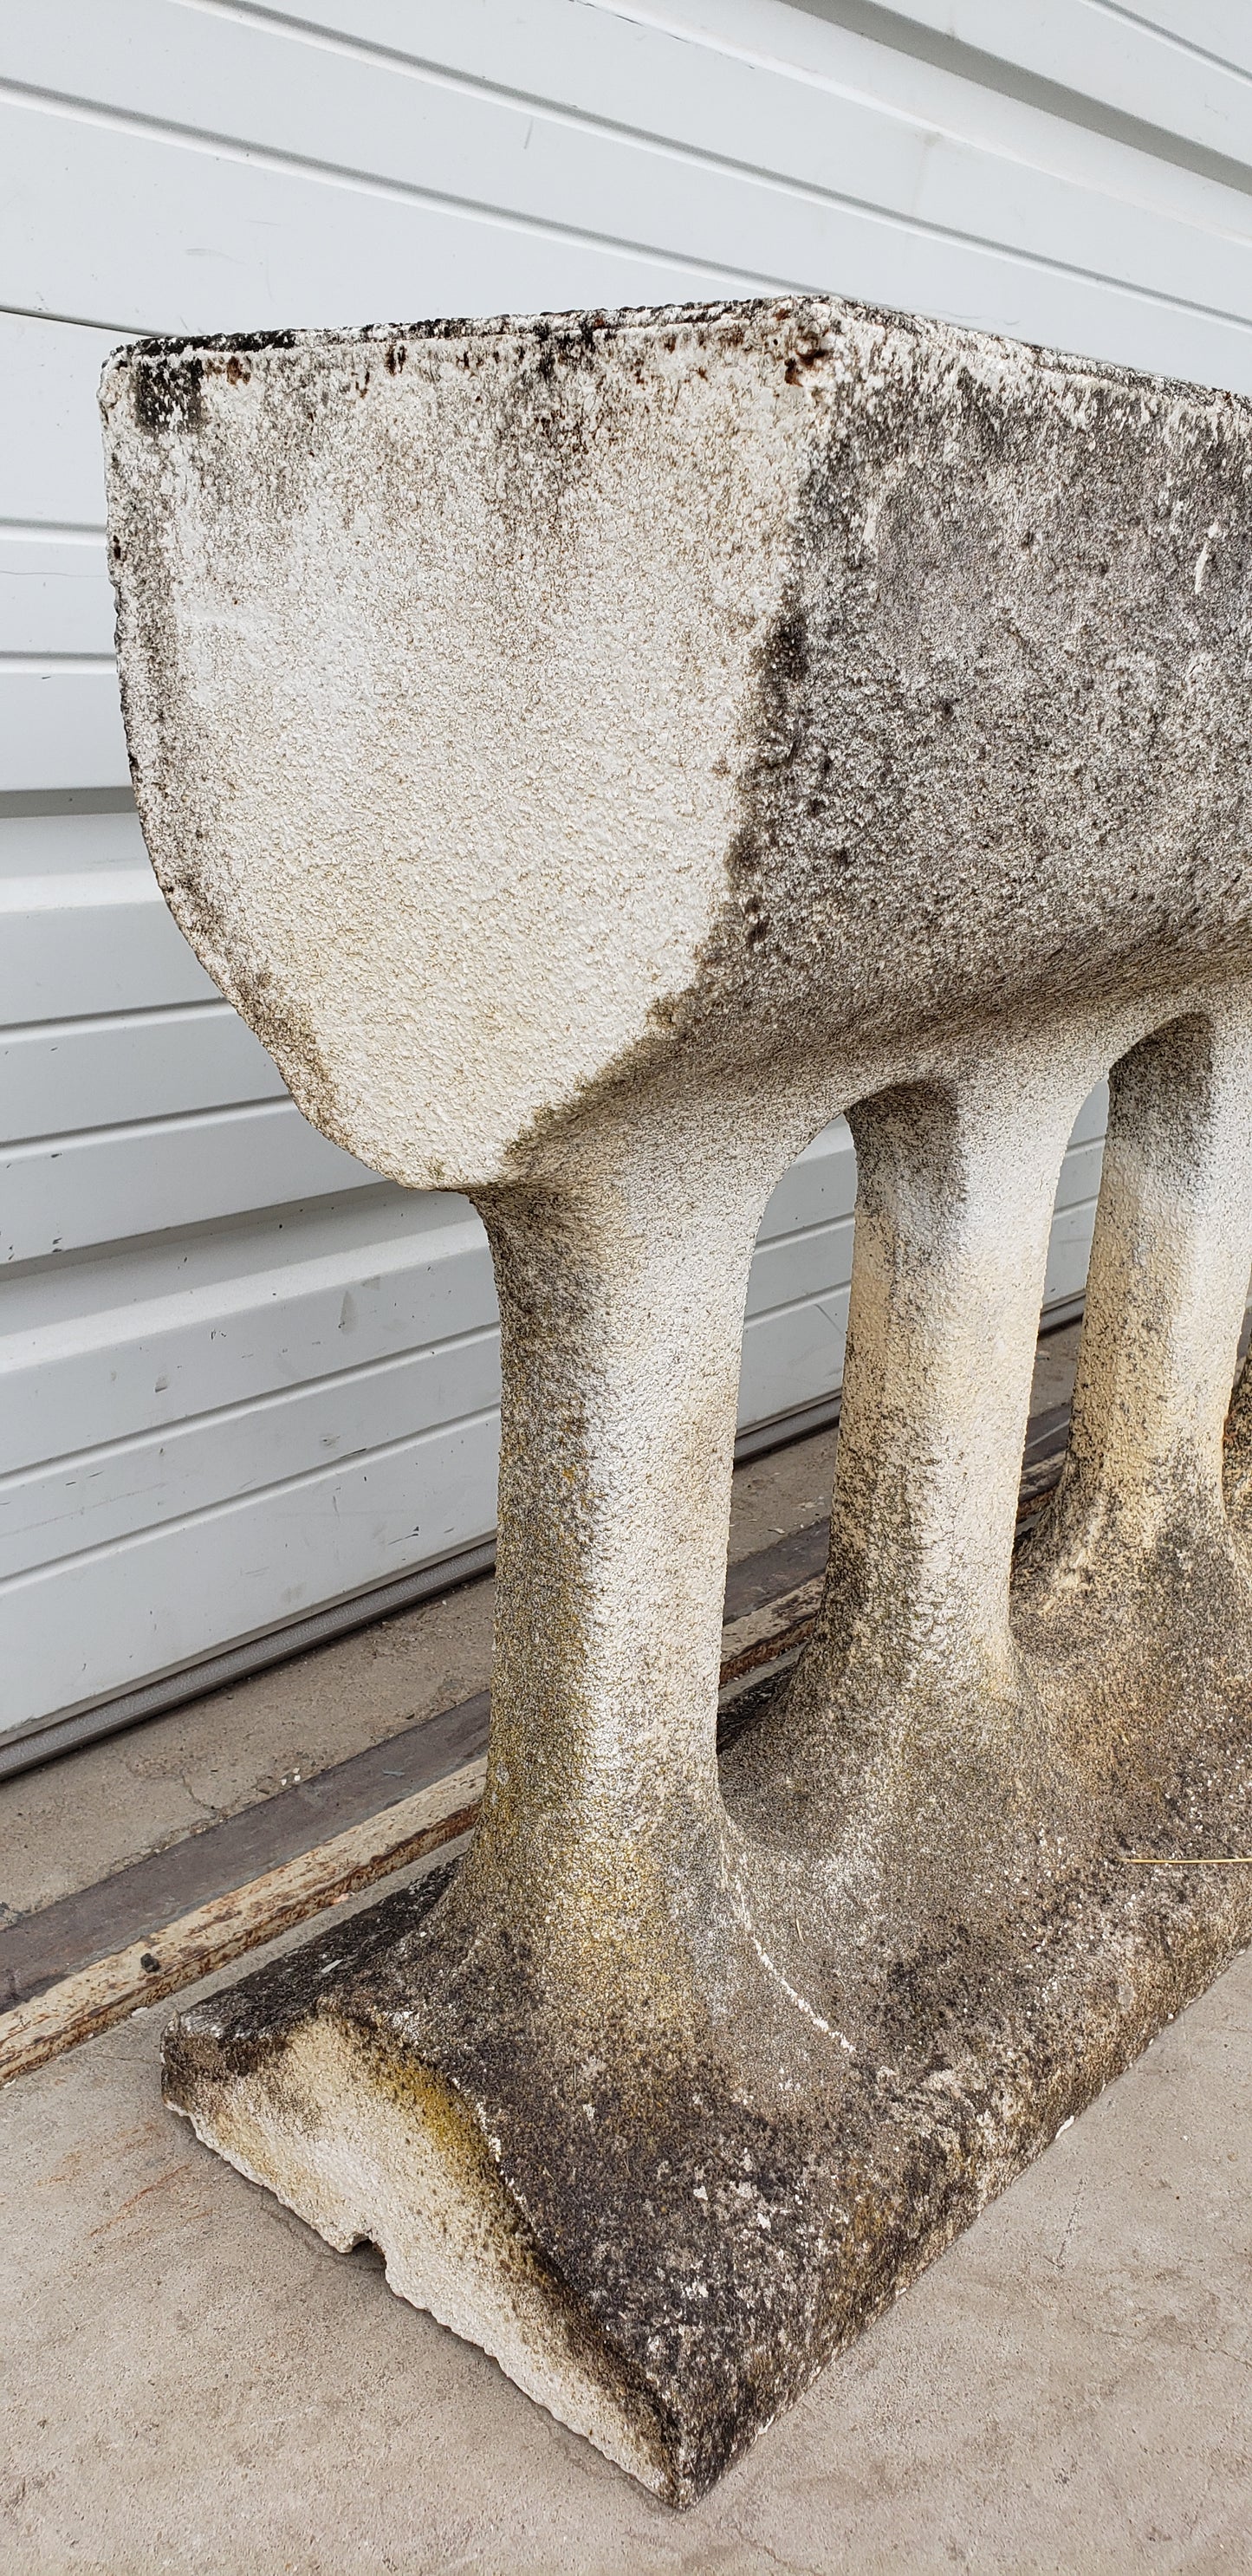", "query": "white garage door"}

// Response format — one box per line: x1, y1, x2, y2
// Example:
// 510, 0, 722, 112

3, 0, 1248, 1768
